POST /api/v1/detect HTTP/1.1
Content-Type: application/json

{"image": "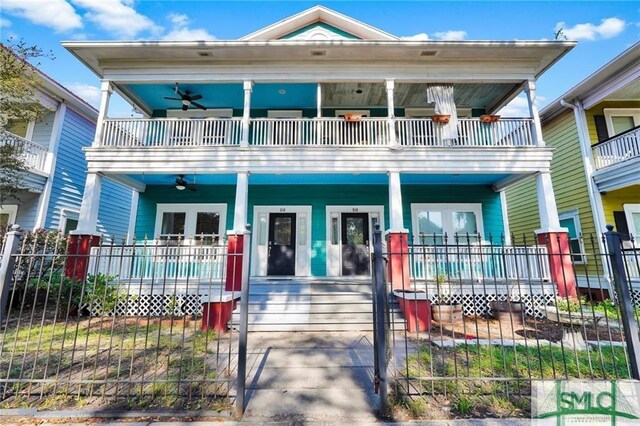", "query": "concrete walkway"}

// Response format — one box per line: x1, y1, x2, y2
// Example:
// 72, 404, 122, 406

241, 331, 381, 424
